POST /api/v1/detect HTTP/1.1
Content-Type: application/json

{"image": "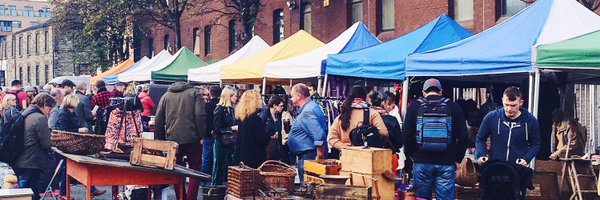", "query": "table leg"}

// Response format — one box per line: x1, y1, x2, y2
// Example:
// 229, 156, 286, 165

66, 174, 71, 199
179, 179, 185, 200
86, 185, 92, 200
